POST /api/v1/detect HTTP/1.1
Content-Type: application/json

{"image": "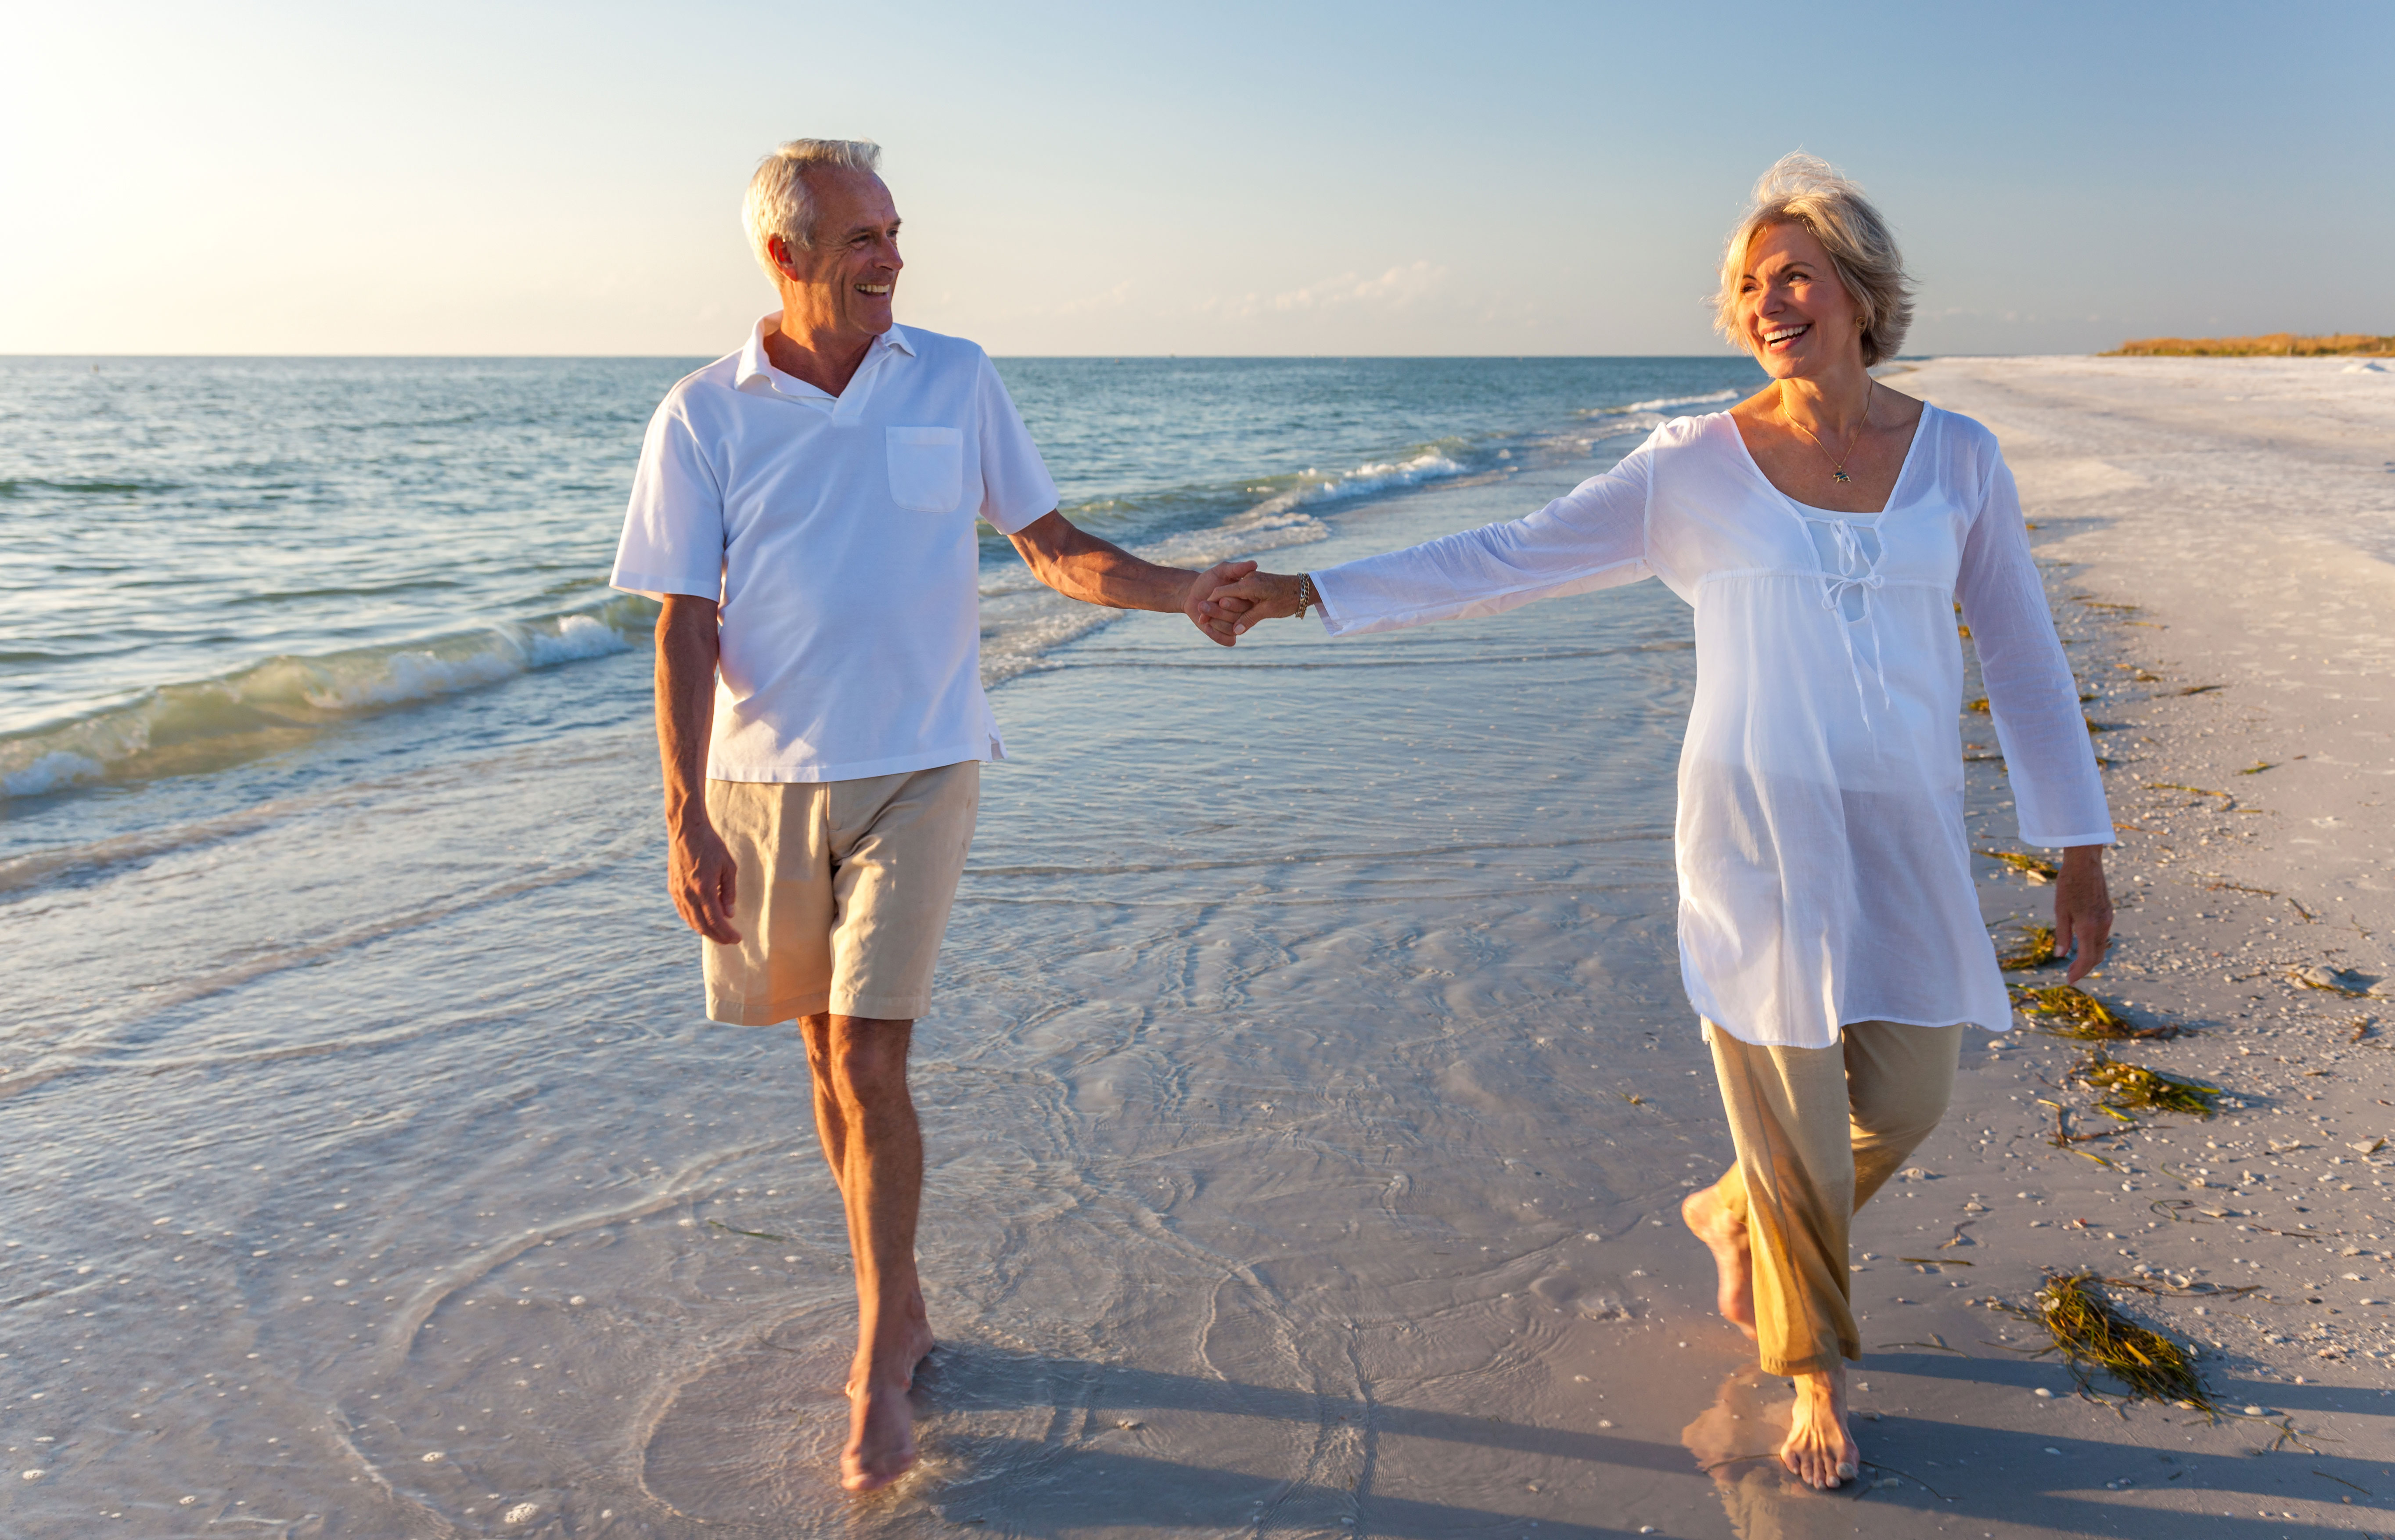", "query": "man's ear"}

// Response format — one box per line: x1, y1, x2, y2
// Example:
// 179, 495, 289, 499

766, 235, 797, 279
